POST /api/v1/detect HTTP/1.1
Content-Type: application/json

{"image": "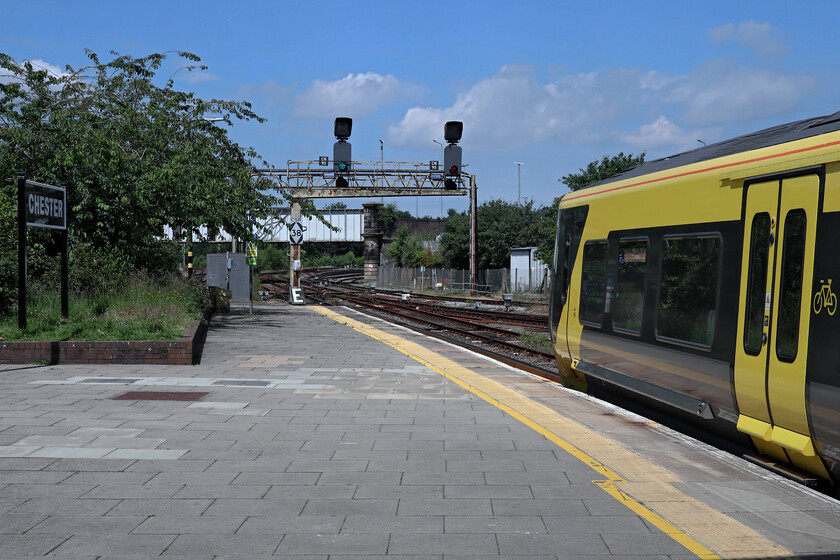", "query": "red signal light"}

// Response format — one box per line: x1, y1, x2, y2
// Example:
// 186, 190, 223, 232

449, 165, 458, 174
